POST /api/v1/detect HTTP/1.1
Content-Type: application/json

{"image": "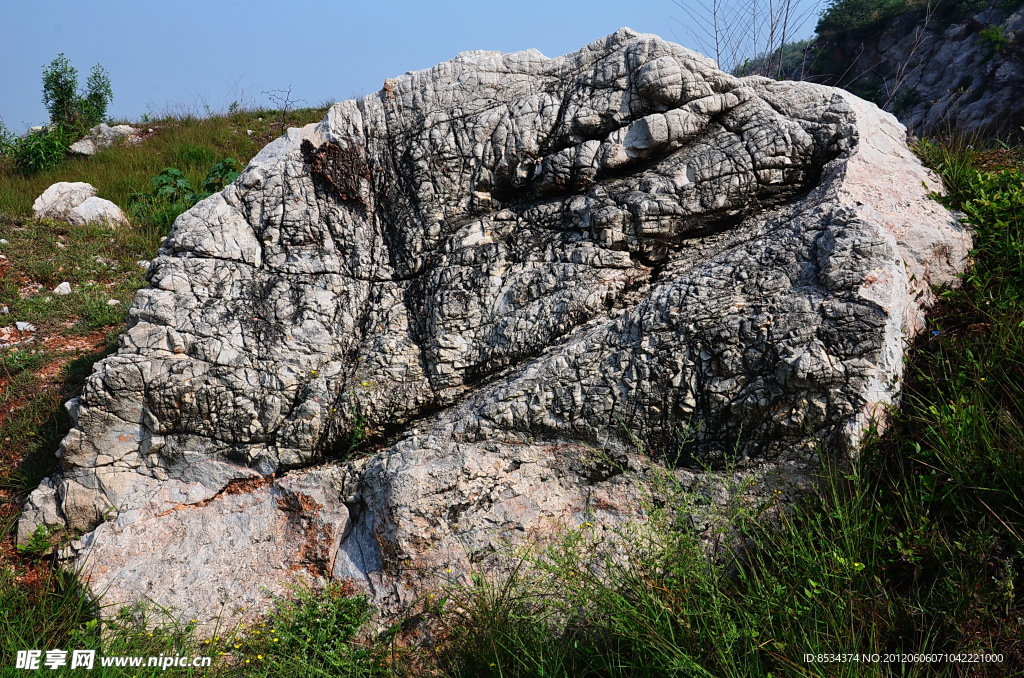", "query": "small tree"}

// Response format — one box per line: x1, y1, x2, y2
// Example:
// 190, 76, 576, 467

41, 53, 113, 133
41, 53, 80, 129
82, 63, 113, 126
